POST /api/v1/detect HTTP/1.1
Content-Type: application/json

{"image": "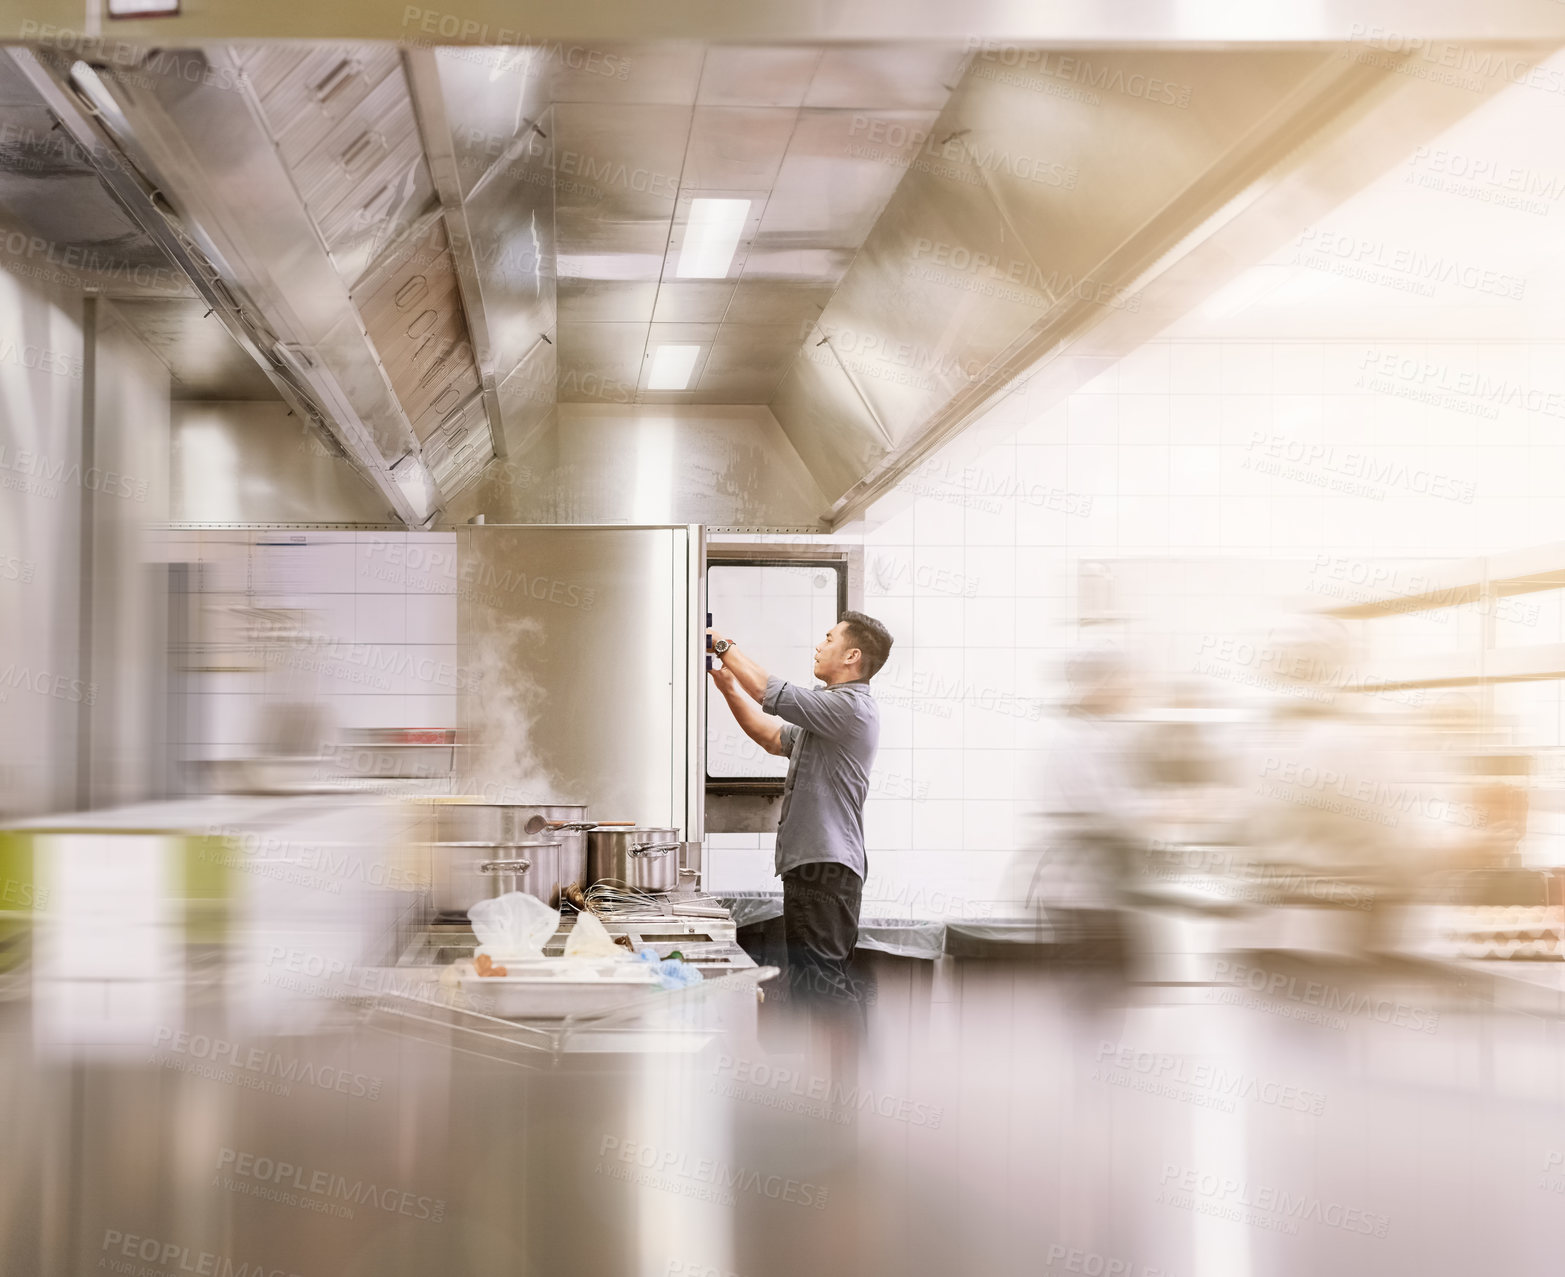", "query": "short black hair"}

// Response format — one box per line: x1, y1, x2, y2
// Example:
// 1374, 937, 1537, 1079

840, 611, 893, 679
